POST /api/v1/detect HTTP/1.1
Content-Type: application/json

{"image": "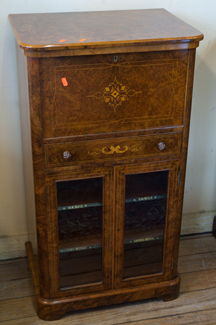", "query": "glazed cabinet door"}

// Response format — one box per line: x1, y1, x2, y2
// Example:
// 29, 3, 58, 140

45, 167, 113, 298
114, 160, 180, 289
